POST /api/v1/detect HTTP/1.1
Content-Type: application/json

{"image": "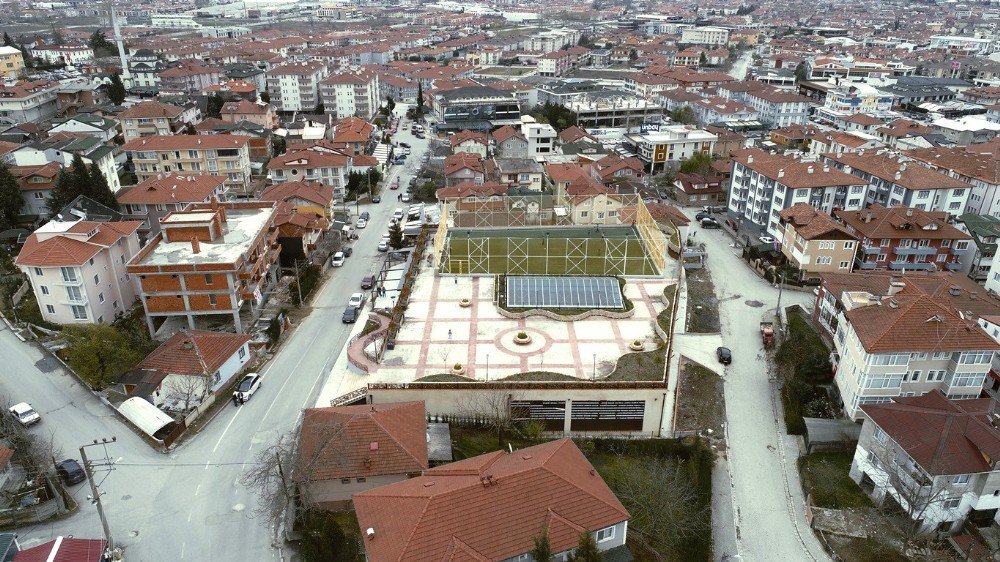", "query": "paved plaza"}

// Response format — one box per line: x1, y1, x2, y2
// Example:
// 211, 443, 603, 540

374, 269, 671, 381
